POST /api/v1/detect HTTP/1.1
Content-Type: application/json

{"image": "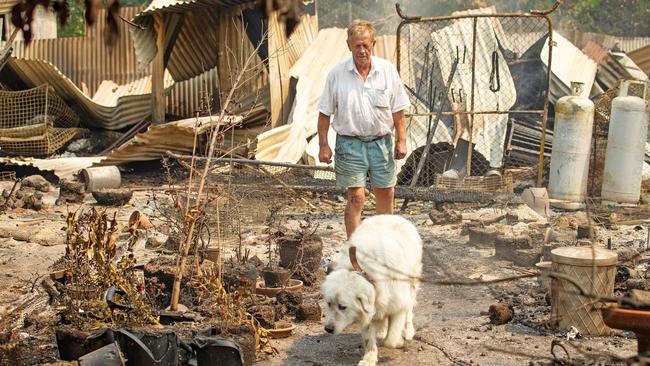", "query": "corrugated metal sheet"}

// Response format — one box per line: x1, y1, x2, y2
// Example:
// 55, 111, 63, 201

0, 156, 105, 180
131, 1, 258, 81
541, 31, 597, 103
267, 3, 318, 126
561, 29, 650, 54
3, 57, 175, 129
583, 41, 647, 92
101, 115, 242, 165
628, 45, 650, 76
2, 6, 247, 120
130, 1, 316, 127
615, 37, 650, 54
140, 0, 252, 16
5, 7, 148, 95
612, 52, 647, 81
129, 3, 272, 120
